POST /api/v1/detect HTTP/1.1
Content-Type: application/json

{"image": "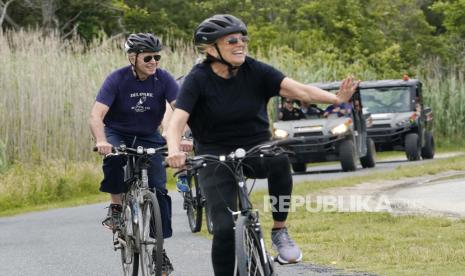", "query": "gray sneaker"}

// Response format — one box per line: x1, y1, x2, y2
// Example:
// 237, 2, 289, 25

162, 249, 174, 275
271, 227, 303, 264
102, 204, 123, 230
152, 248, 174, 276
